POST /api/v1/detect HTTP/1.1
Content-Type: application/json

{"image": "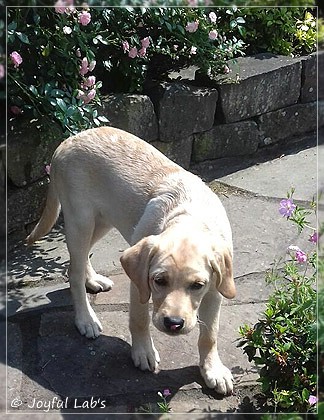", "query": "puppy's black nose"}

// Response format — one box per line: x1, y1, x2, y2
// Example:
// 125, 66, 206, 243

164, 316, 184, 332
